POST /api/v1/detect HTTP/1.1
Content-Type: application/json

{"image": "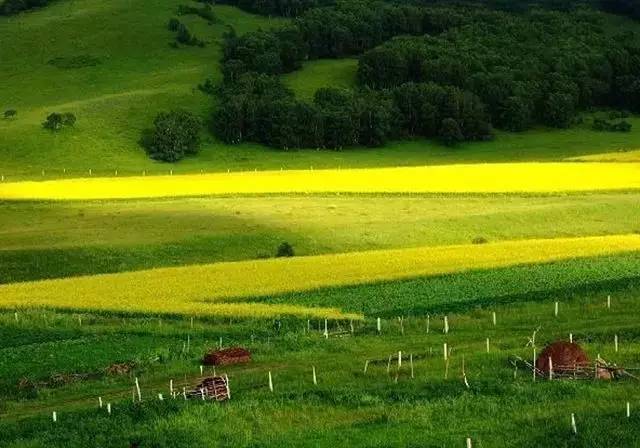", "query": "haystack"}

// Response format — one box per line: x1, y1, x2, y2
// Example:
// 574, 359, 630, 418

203, 347, 251, 366
536, 341, 589, 375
